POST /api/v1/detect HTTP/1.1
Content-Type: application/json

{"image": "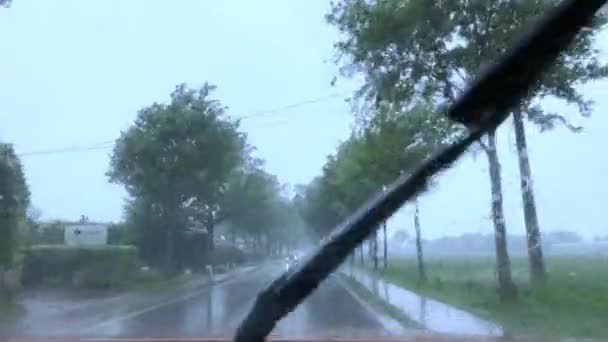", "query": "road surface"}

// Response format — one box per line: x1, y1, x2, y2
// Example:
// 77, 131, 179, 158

9, 263, 410, 339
